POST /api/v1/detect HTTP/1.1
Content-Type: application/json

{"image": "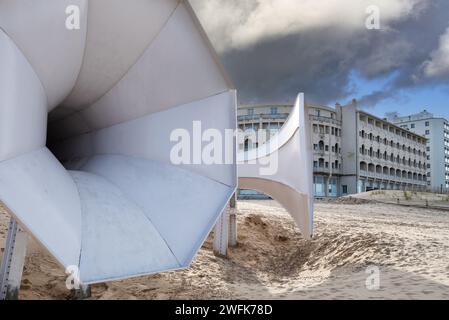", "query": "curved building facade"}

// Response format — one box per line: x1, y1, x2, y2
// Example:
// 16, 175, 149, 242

238, 100, 427, 198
